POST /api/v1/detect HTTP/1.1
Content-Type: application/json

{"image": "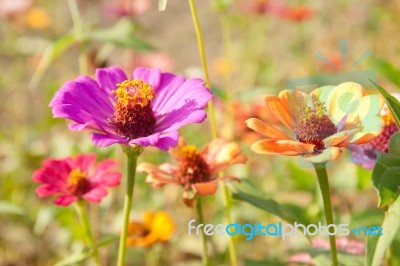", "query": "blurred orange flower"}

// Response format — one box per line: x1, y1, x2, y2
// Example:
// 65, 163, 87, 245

231, 99, 280, 144
25, 7, 51, 30
127, 211, 174, 248
138, 139, 247, 207
279, 5, 314, 22
246, 82, 384, 163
